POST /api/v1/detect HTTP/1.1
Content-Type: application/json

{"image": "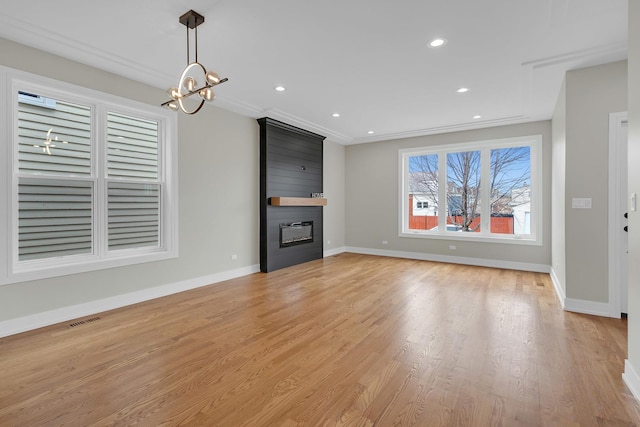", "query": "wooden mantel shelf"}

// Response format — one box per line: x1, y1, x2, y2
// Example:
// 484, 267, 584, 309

269, 197, 327, 206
